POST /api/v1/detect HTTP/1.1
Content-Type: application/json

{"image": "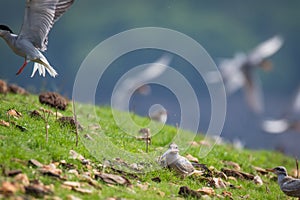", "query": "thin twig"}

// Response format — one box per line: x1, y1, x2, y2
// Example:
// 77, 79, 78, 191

146, 130, 149, 153
42, 110, 50, 142
296, 157, 299, 178
72, 99, 79, 147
